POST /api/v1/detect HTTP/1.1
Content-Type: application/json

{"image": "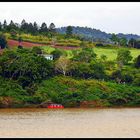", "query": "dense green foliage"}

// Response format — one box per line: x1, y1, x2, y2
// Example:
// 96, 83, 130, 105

1, 19, 140, 48
57, 26, 140, 44
66, 26, 73, 38
0, 33, 7, 49
0, 44, 140, 108
116, 49, 132, 65
36, 76, 140, 107
134, 55, 140, 68
0, 48, 54, 89
0, 19, 140, 108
